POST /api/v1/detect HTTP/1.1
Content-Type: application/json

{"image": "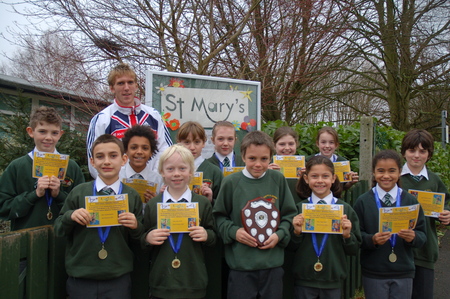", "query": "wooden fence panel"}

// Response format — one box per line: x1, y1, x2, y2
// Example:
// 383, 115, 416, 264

0, 232, 21, 298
